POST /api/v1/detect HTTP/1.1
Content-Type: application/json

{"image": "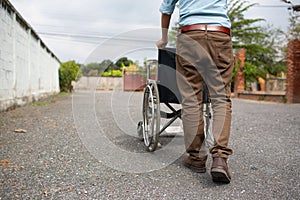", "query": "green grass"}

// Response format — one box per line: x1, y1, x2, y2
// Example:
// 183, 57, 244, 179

30, 92, 70, 107
56, 92, 69, 97
0, 121, 5, 127
30, 101, 51, 106
11, 114, 23, 119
